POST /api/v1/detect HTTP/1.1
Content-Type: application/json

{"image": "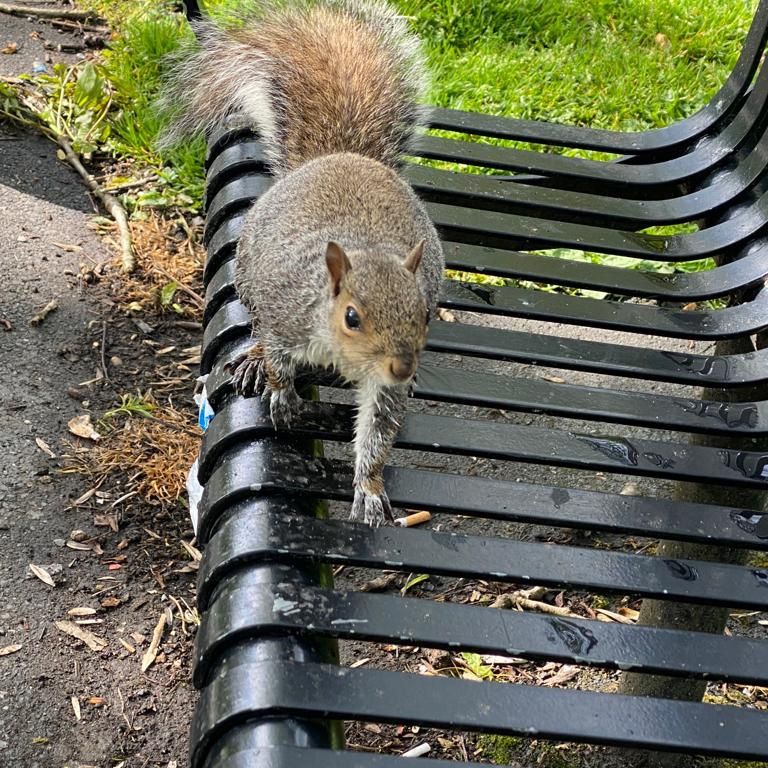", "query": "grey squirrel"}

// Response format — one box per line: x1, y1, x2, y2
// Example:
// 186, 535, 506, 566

161, 0, 444, 526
